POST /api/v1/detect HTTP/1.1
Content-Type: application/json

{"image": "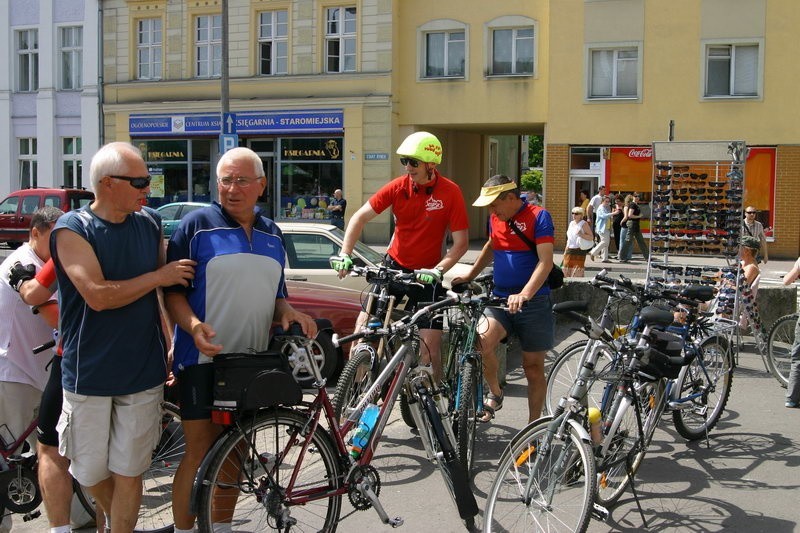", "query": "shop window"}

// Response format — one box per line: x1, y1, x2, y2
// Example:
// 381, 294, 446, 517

324, 6, 356, 73
278, 138, 343, 220
490, 28, 533, 76
195, 14, 222, 78
588, 46, 638, 99
138, 139, 212, 208
137, 18, 162, 80
16, 29, 38, 92
704, 42, 760, 98
259, 10, 288, 75
59, 26, 82, 90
